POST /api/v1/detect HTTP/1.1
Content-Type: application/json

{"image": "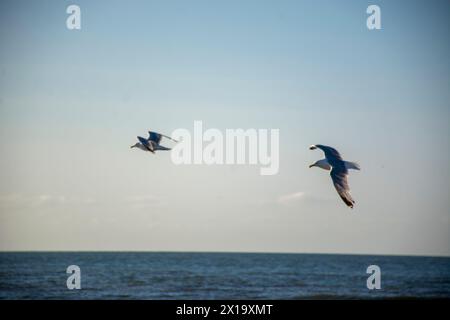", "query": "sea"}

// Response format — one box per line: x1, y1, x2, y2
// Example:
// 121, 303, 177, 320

0, 252, 449, 299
